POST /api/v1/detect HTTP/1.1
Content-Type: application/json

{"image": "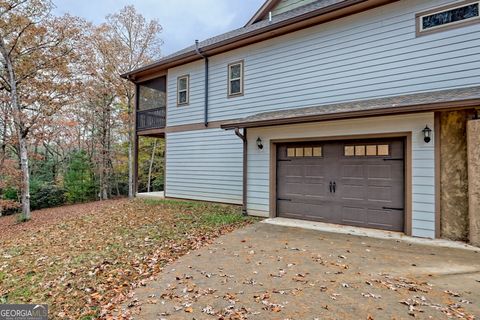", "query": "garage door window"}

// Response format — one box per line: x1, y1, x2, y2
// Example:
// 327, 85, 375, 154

345, 144, 389, 157
287, 146, 322, 157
